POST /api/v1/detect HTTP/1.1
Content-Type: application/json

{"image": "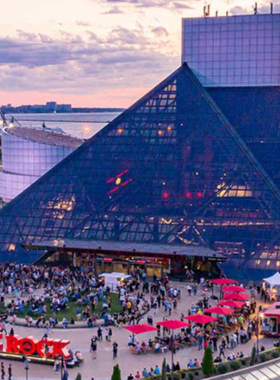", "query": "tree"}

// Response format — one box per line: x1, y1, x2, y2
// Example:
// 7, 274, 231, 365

250, 345, 256, 366
202, 347, 214, 376
75, 374, 82, 380
111, 364, 121, 380
162, 358, 167, 380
